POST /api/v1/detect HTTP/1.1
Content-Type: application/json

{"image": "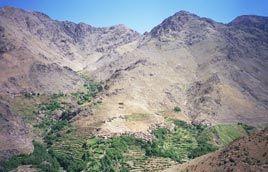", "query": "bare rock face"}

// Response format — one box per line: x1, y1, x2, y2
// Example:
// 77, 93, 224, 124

29, 62, 84, 94
0, 100, 33, 161
186, 74, 221, 123
9, 165, 38, 172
